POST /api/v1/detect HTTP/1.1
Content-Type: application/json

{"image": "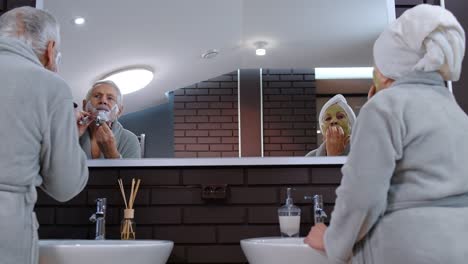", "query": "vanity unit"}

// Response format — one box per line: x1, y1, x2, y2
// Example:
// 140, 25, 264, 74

36, 157, 344, 263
